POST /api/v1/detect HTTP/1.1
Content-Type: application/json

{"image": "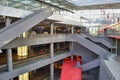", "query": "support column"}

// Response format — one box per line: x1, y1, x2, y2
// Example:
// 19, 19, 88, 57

50, 43, 54, 80
50, 23, 54, 35
50, 43, 54, 58
50, 22, 54, 58
50, 23, 54, 80
71, 25, 74, 60
70, 42, 73, 60
71, 25, 74, 34
7, 49, 13, 80
7, 49, 13, 72
50, 63, 54, 80
5, 17, 11, 27
6, 17, 13, 80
